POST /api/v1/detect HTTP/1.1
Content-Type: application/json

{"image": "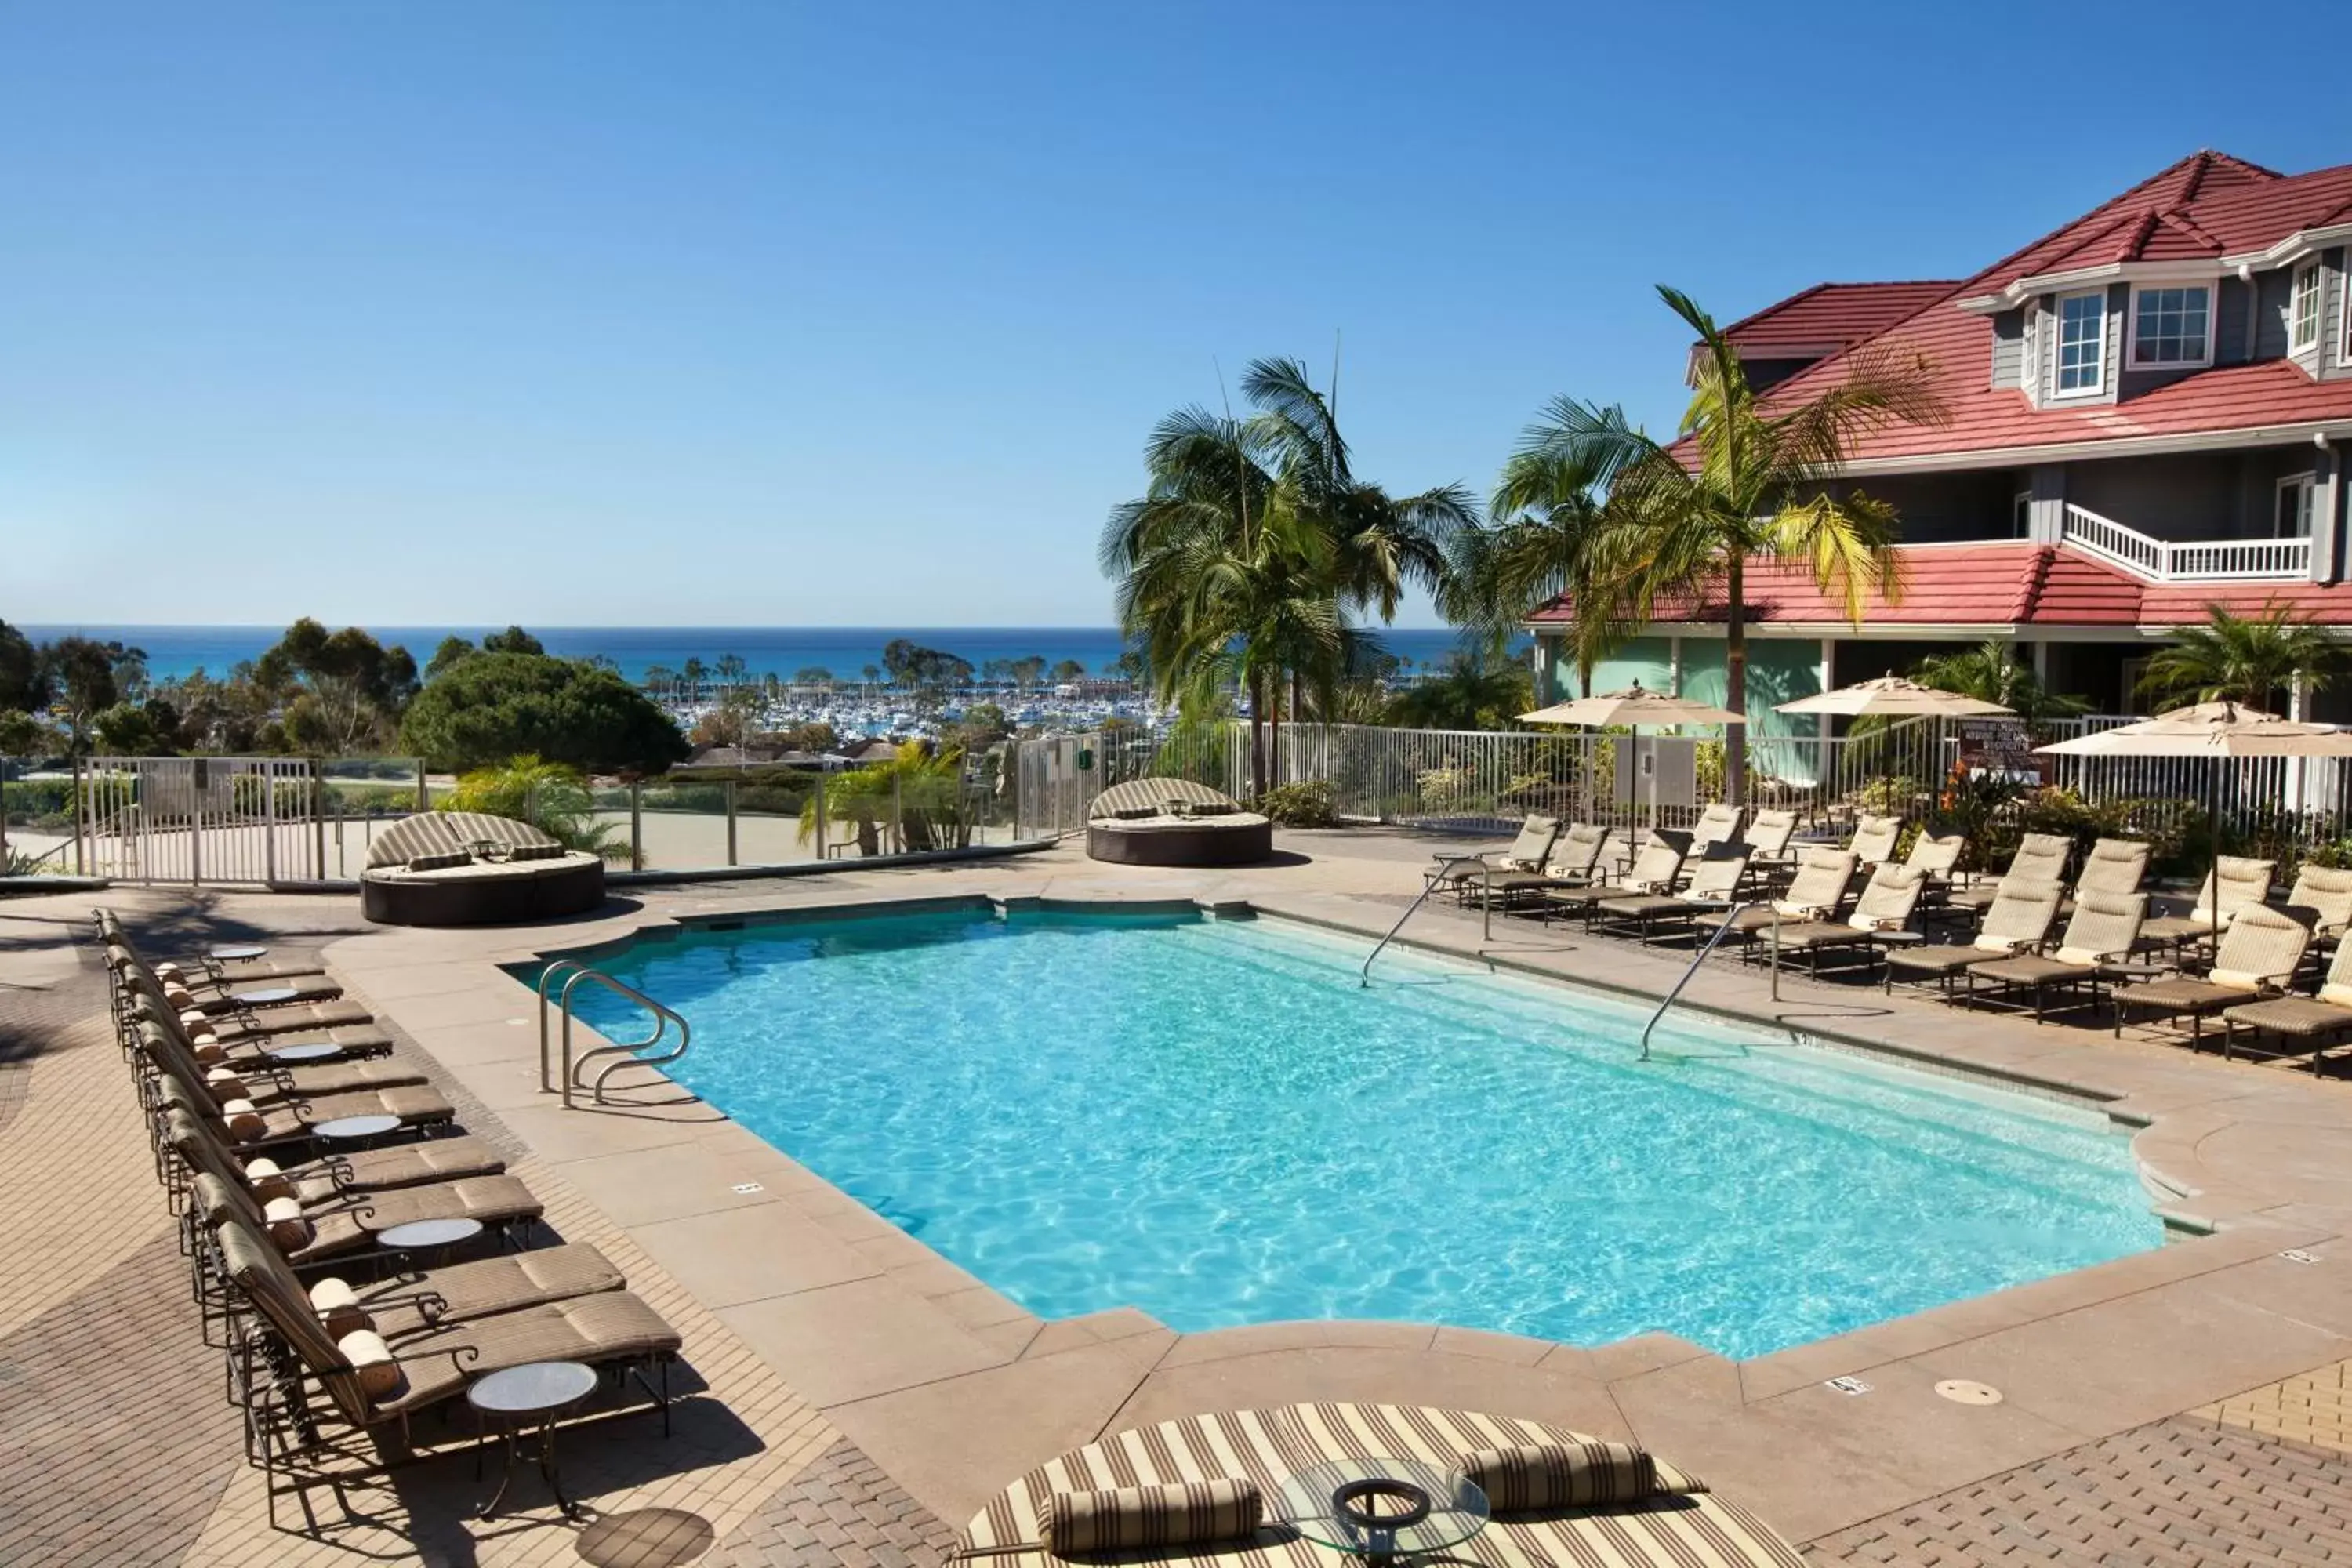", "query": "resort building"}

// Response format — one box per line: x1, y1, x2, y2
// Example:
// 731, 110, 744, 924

1530, 149, 2352, 737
